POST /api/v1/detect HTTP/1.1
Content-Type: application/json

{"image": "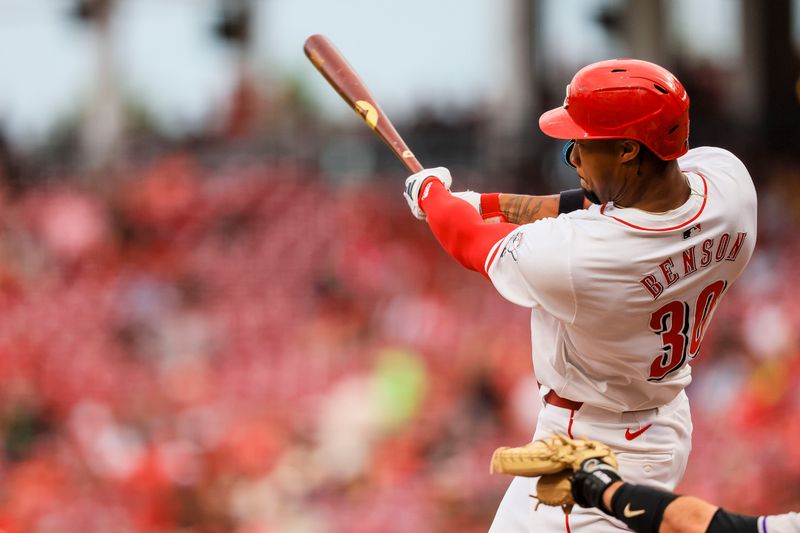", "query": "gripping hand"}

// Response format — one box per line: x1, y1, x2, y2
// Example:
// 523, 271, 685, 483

451, 190, 481, 214
403, 167, 452, 220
